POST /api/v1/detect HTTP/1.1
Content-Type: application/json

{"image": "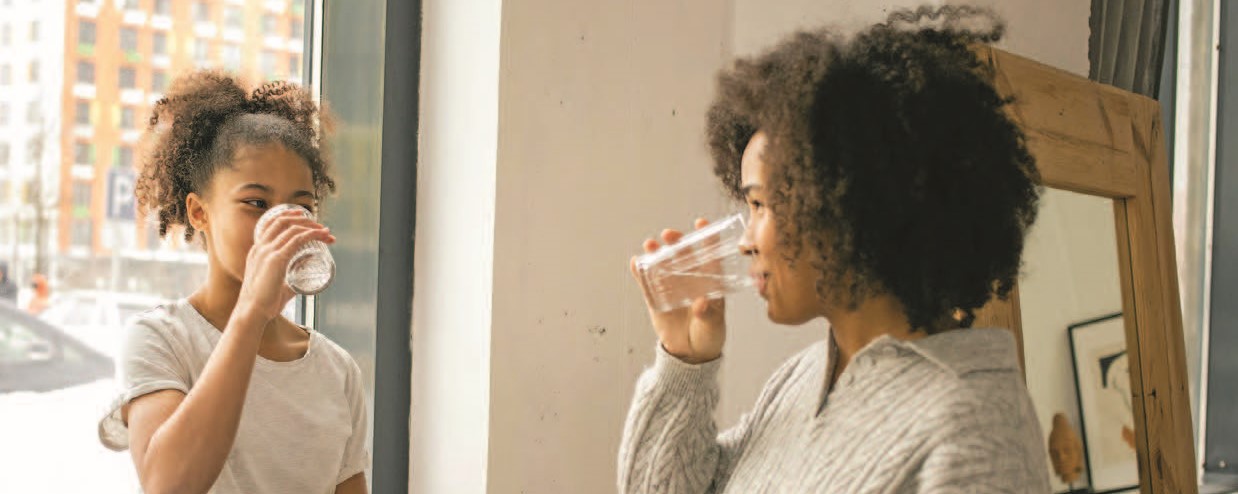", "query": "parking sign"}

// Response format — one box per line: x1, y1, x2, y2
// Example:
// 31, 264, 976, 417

107, 169, 136, 221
